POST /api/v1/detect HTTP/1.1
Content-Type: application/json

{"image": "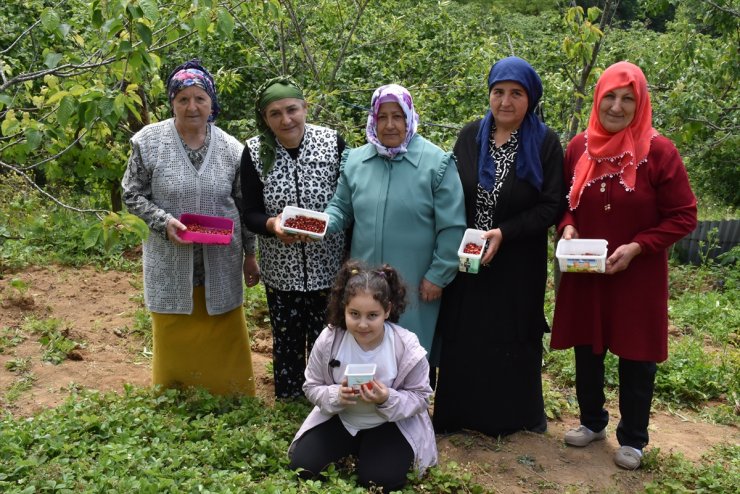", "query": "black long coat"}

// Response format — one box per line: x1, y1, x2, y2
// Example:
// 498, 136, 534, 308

433, 119, 565, 437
